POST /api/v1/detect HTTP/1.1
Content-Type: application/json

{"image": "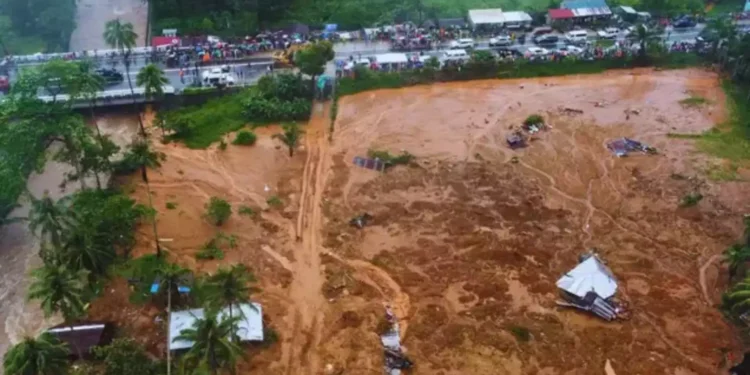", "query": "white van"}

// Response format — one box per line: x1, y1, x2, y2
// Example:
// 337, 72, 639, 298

565, 30, 589, 43
441, 49, 470, 64
450, 38, 475, 49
